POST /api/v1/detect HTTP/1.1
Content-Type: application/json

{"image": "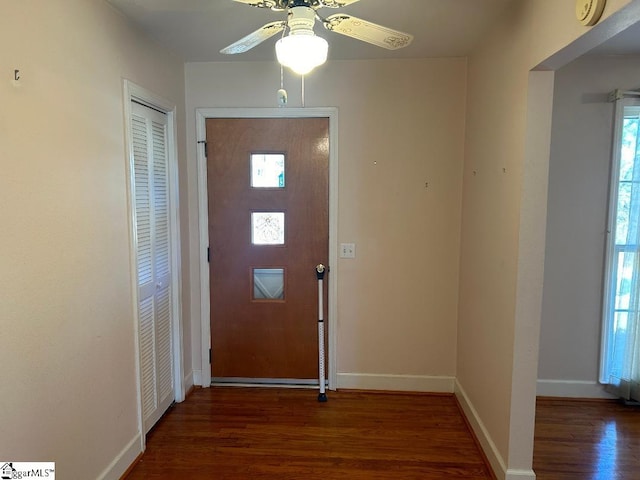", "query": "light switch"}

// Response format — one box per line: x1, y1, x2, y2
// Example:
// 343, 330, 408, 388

340, 243, 356, 259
